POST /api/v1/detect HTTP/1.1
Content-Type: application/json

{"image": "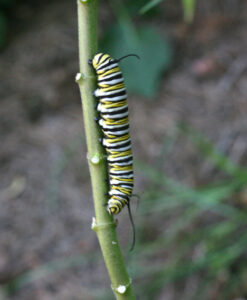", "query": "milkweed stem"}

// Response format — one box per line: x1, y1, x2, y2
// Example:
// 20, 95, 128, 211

76, 1, 136, 299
